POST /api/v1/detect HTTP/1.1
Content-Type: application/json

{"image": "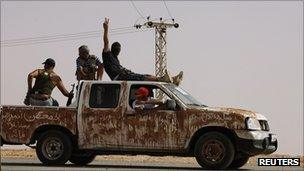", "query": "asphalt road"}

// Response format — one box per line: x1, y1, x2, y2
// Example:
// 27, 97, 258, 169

1, 157, 303, 171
